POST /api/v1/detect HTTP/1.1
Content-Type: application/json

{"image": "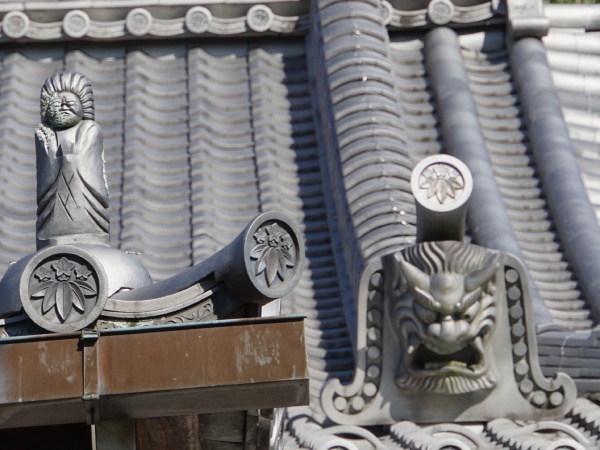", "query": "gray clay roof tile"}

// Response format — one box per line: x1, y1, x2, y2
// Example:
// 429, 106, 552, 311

2, 1, 600, 447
